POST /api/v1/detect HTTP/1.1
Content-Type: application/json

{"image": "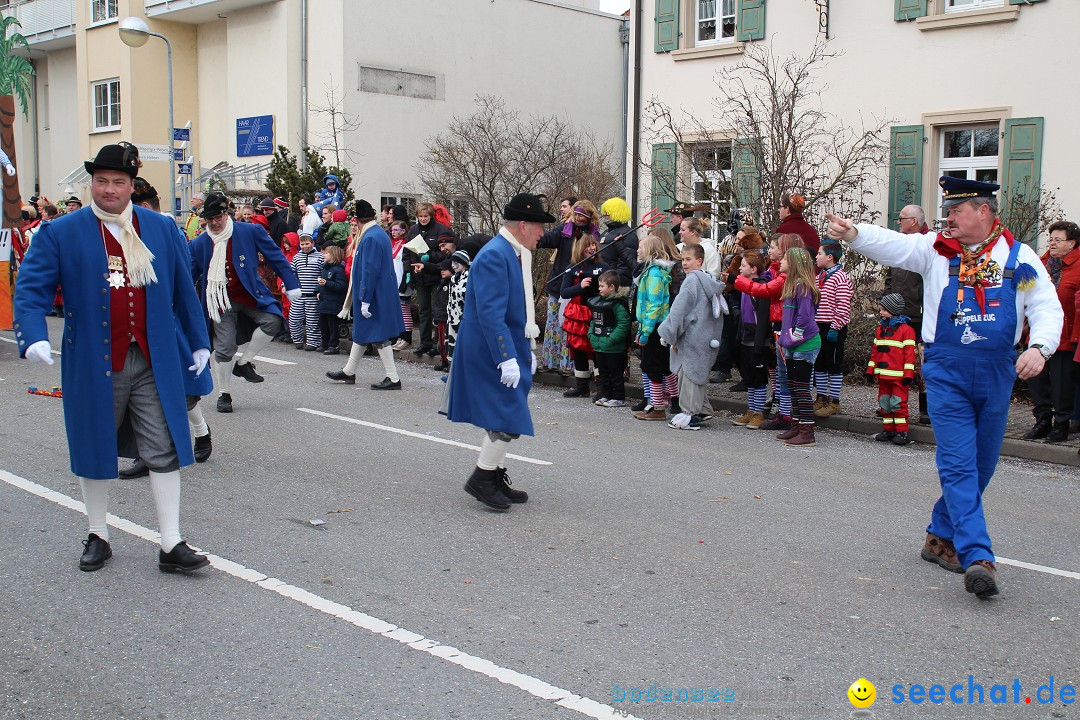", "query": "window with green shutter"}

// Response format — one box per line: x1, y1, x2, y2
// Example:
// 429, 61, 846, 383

651, 143, 678, 212
895, 0, 929, 21
888, 125, 925, 225
731, 137, 760, 225
655, 0, 680, 52
1000, 117, 1045, 244
736, 0, 766, 41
